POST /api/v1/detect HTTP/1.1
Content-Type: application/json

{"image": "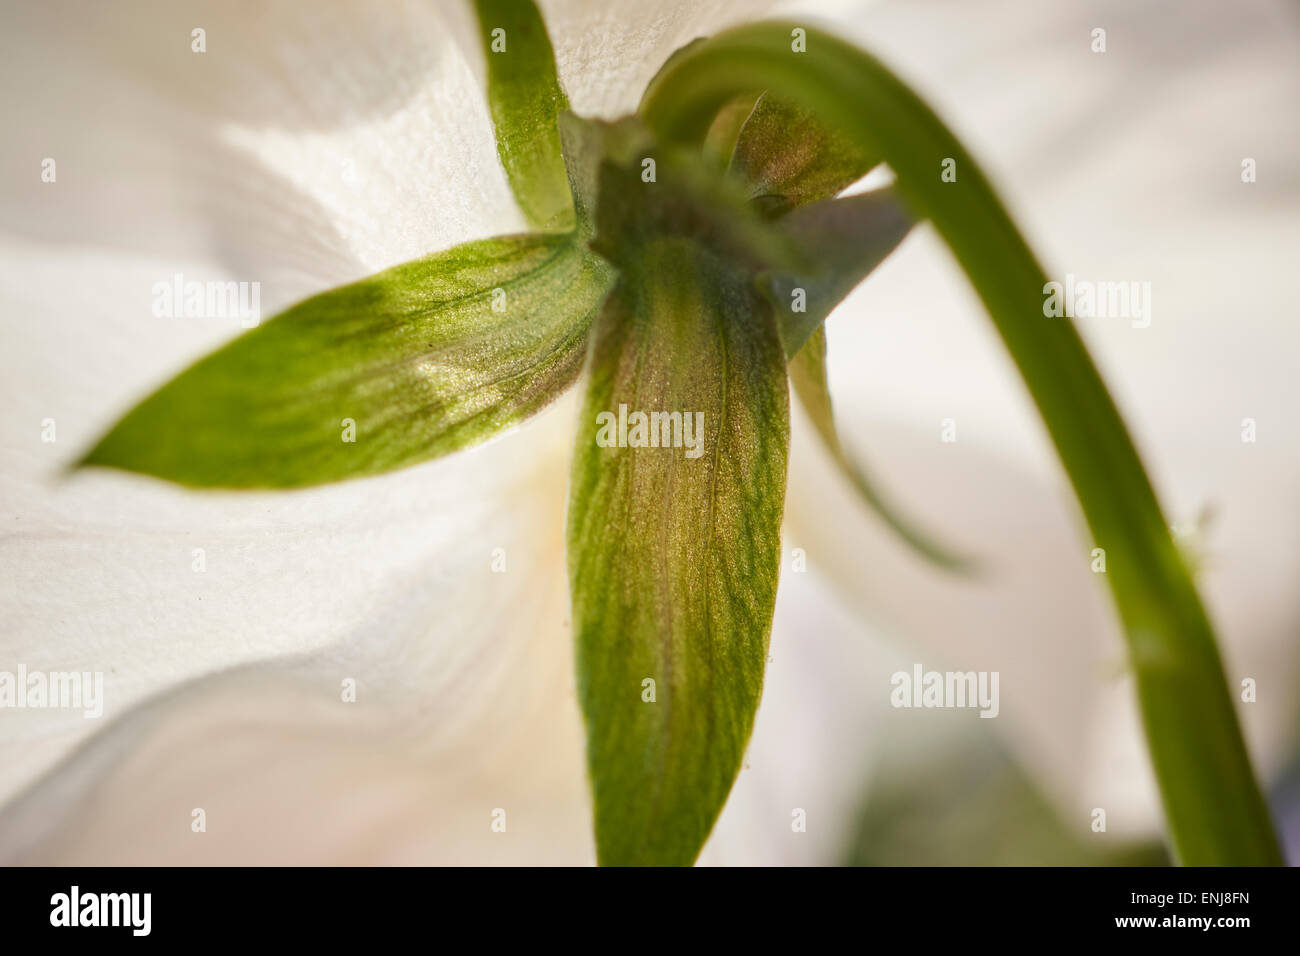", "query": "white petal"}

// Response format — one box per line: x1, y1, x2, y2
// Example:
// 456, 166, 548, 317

541, 0, 780, 119
0, 0, 529, 804
0, 395, 599, 863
